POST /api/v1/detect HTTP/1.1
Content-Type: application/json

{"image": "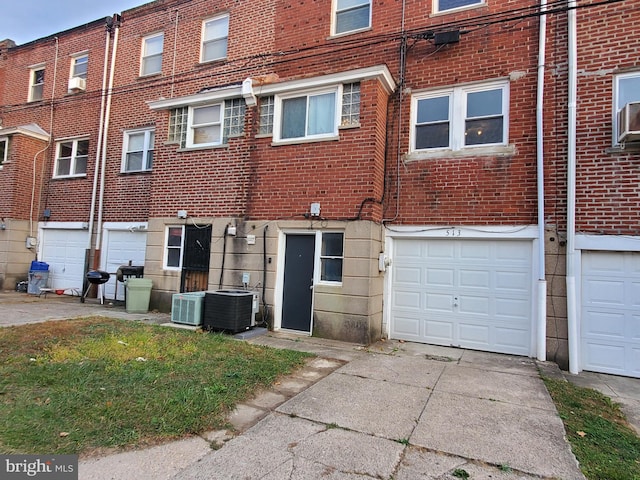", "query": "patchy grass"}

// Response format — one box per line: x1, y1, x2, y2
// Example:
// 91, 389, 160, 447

0, 318, 311, 455
543, 376, 640, 480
